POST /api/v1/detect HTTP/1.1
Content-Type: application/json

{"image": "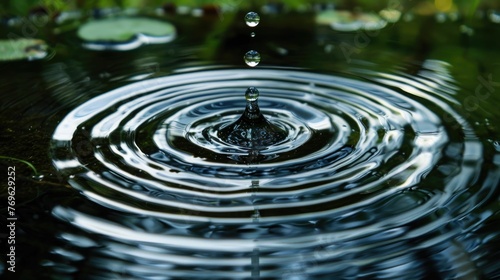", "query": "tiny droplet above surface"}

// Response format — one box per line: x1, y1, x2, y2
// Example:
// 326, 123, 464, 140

244, 50, 261, 67
251, 32, 256, 37
245, 12, 260, 27
245, 87, 260, 101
